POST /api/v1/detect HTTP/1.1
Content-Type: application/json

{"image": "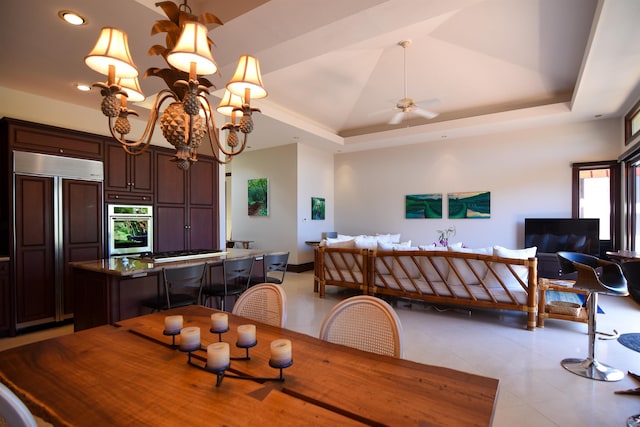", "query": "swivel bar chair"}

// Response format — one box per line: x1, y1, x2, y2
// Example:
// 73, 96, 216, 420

557, 251, 628, 381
